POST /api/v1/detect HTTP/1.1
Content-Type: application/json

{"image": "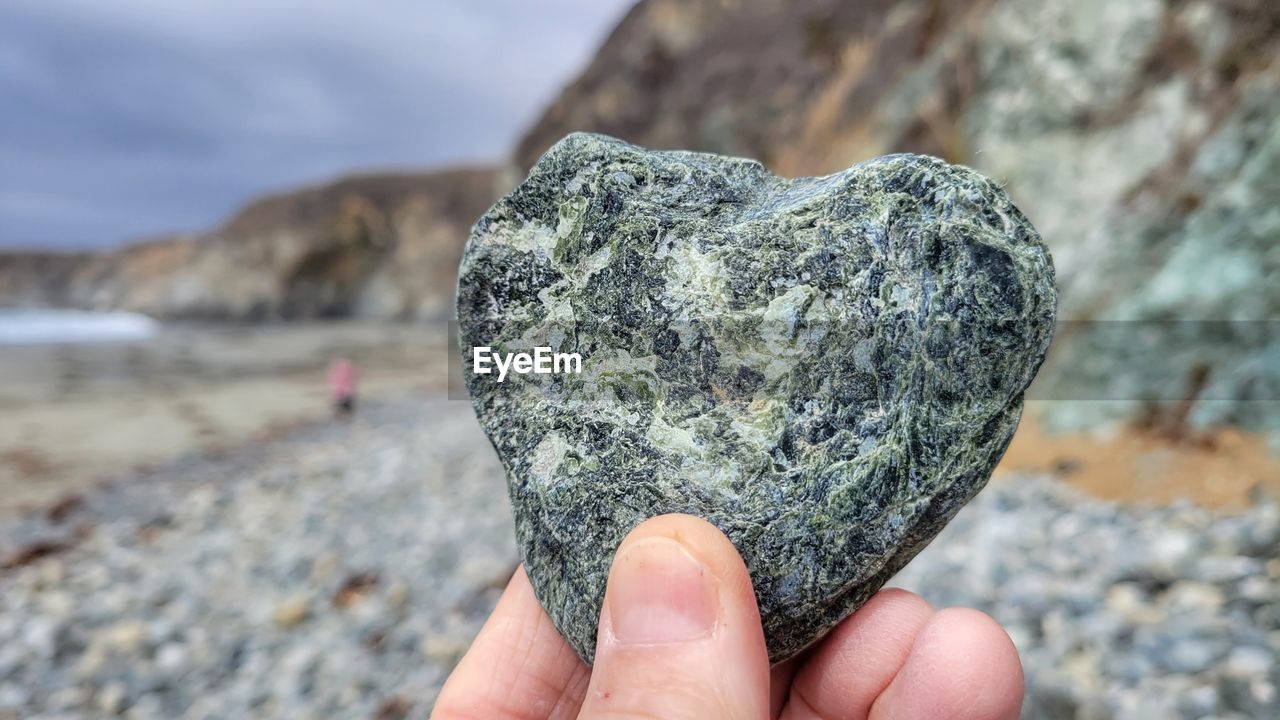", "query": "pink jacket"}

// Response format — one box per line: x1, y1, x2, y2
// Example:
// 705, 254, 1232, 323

327, 359, 357, 400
